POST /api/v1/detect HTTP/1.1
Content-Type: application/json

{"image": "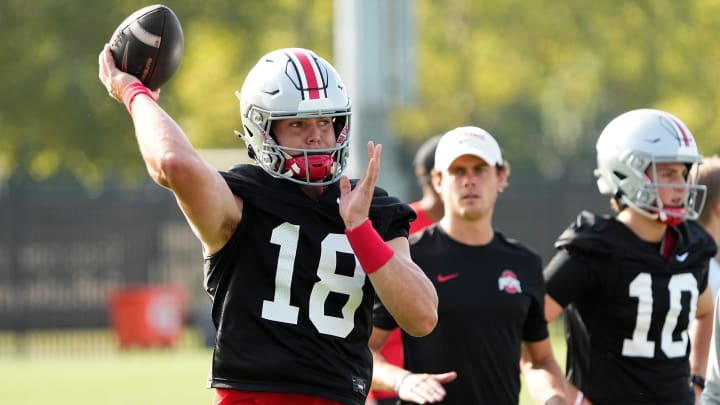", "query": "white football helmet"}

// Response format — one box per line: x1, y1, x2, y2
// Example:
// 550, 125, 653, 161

594, 108, 705, 226
235, 48, 351, 185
